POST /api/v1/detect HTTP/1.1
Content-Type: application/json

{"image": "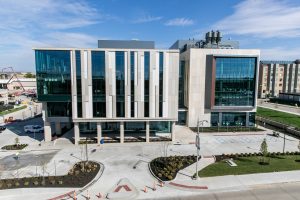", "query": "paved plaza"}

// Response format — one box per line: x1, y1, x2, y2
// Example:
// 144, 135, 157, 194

0, 123, 300, 199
